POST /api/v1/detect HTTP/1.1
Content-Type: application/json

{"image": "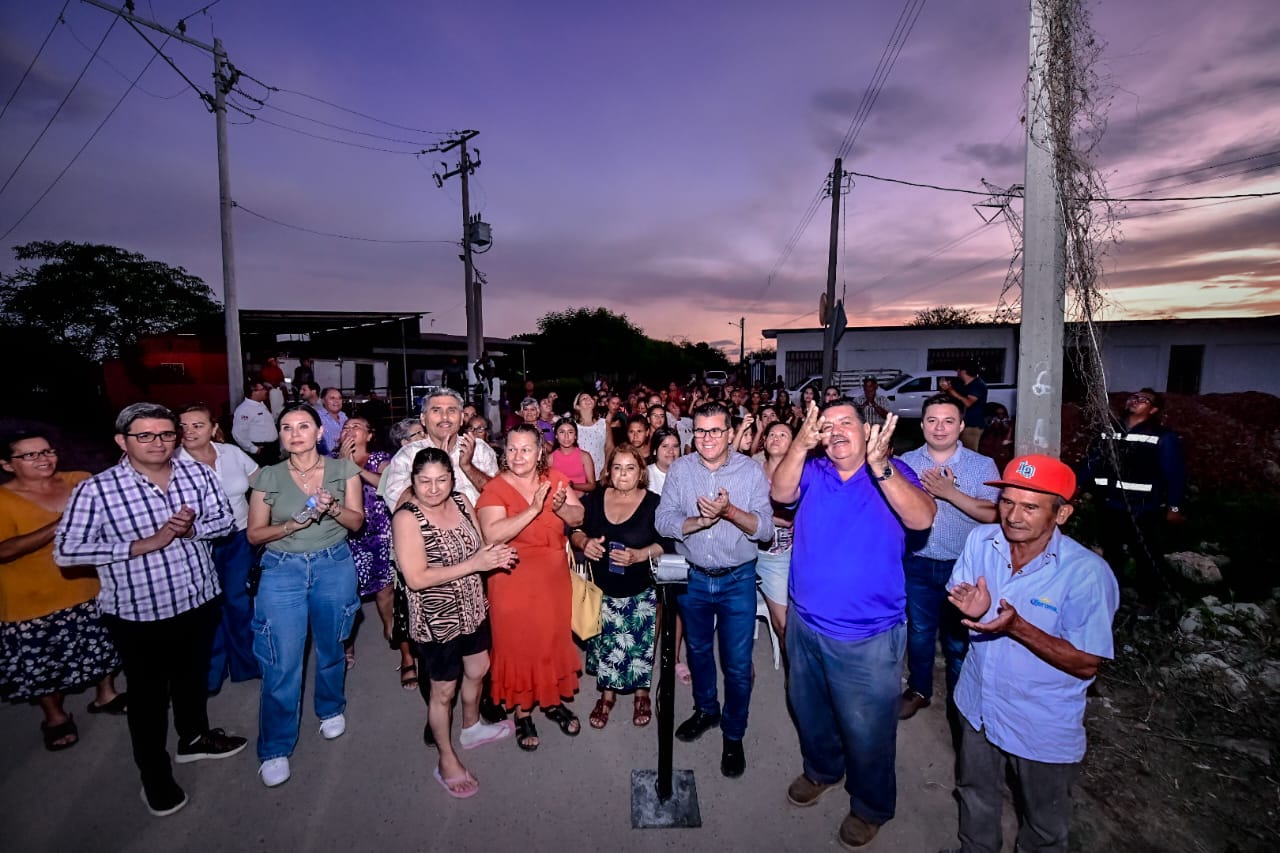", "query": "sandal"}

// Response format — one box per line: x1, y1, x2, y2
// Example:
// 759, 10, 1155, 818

633, 695, 652, 727
514, 715, 539, 752
41, 715, 79, 751
399, 663, 419, 691
588, 697, 615, 729
345, 649, 356, 671
543, 704, 581, 736
87, 693, 129, 715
